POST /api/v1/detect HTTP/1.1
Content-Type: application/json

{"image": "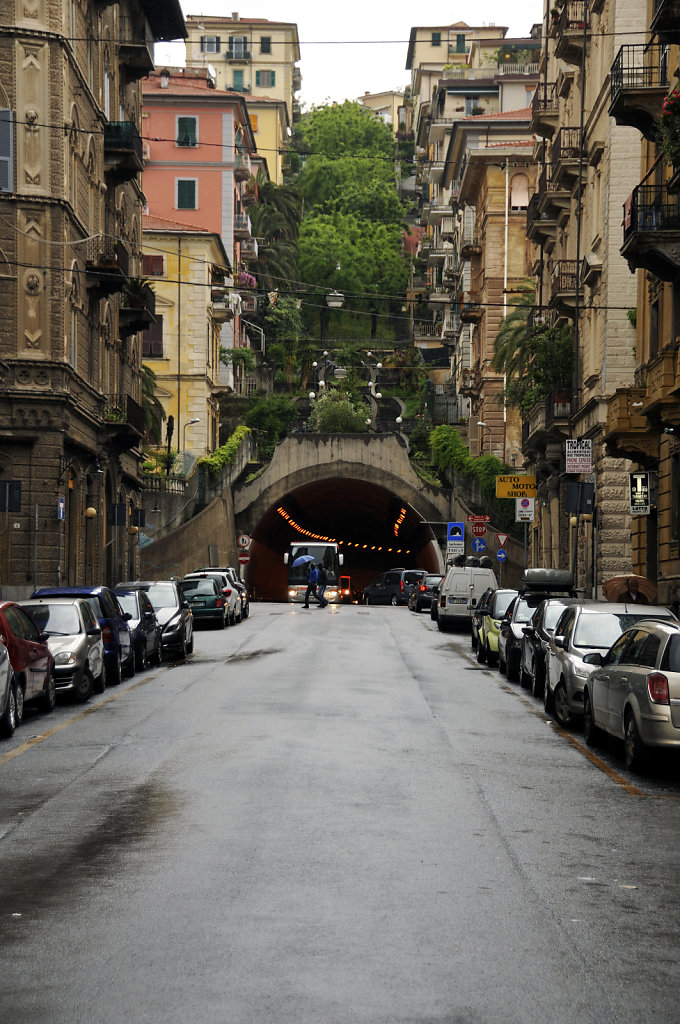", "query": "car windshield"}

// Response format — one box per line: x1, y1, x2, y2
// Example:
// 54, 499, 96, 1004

514, 596, 543, 623
116, 594, 139, 618
181, 580, 215, 596
573, 611, 669, 649
25, 604, 81, 636
492, 592, 515, 617
144, 584, 179, 610
425, 575, 443, 586
544, 603, 568, 631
